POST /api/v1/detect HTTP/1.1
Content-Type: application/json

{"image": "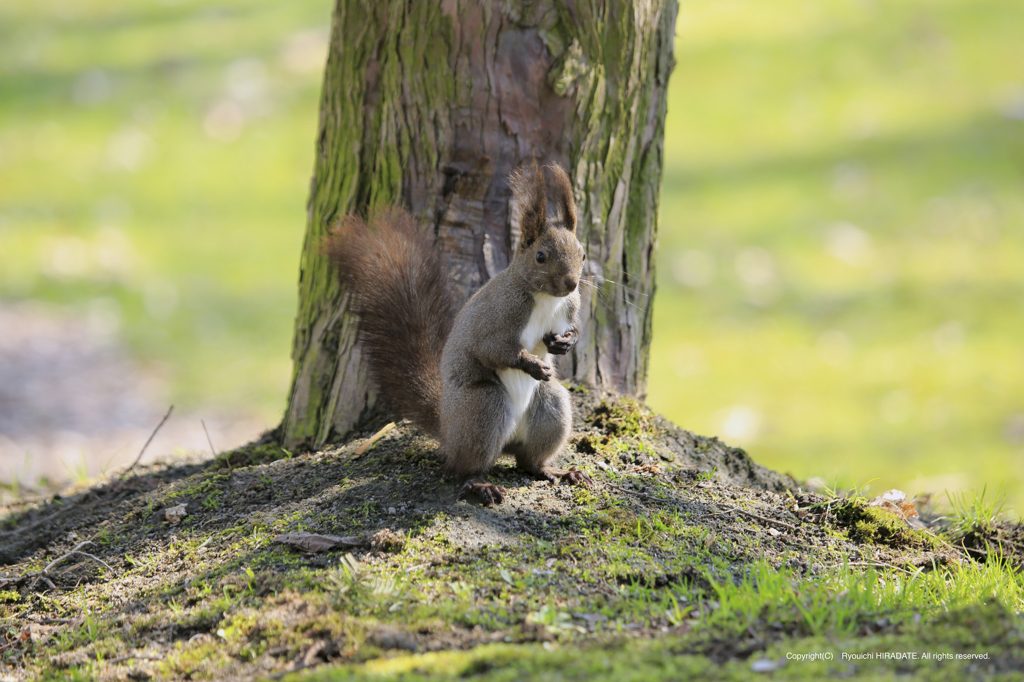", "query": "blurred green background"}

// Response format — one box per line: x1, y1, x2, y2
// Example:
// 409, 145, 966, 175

1, 0, 1021, 513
